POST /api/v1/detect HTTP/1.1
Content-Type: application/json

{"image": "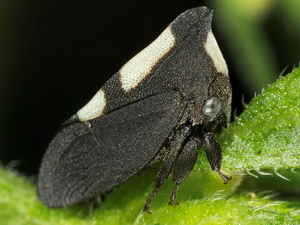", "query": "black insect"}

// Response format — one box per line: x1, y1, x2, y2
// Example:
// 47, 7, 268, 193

38, 7, 232, 213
